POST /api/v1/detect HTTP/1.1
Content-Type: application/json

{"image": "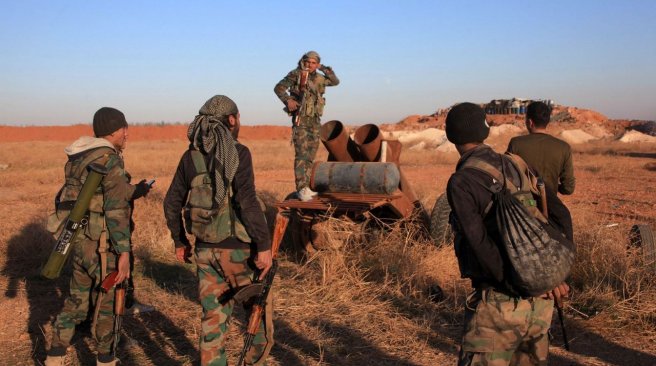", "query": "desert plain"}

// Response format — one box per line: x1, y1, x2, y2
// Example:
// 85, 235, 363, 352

0, 107, 655, 365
